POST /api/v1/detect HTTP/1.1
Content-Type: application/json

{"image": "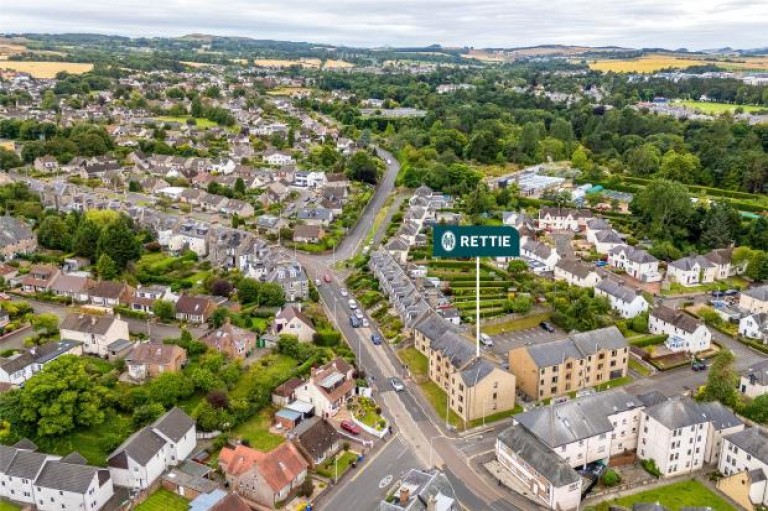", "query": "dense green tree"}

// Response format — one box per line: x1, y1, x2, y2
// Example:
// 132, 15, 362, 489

96, 253, 119, 280
97, 217, 141, 271
466, 130, 501, 163
30, 312, 59, 337
152, 300, 176, 322
237, 278, 286, 306
631, 179, 694, 242
659, 150, 701, 184
132, 402, 165, 428
345, 150, 381, 184
626, 144, 661, 176
73, 219, 102, 259
36, 215, 72, 251
700, 202, 741, 249
147, 372, 195, 408
701, 350, 740, 408
0, 356, 108, 437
